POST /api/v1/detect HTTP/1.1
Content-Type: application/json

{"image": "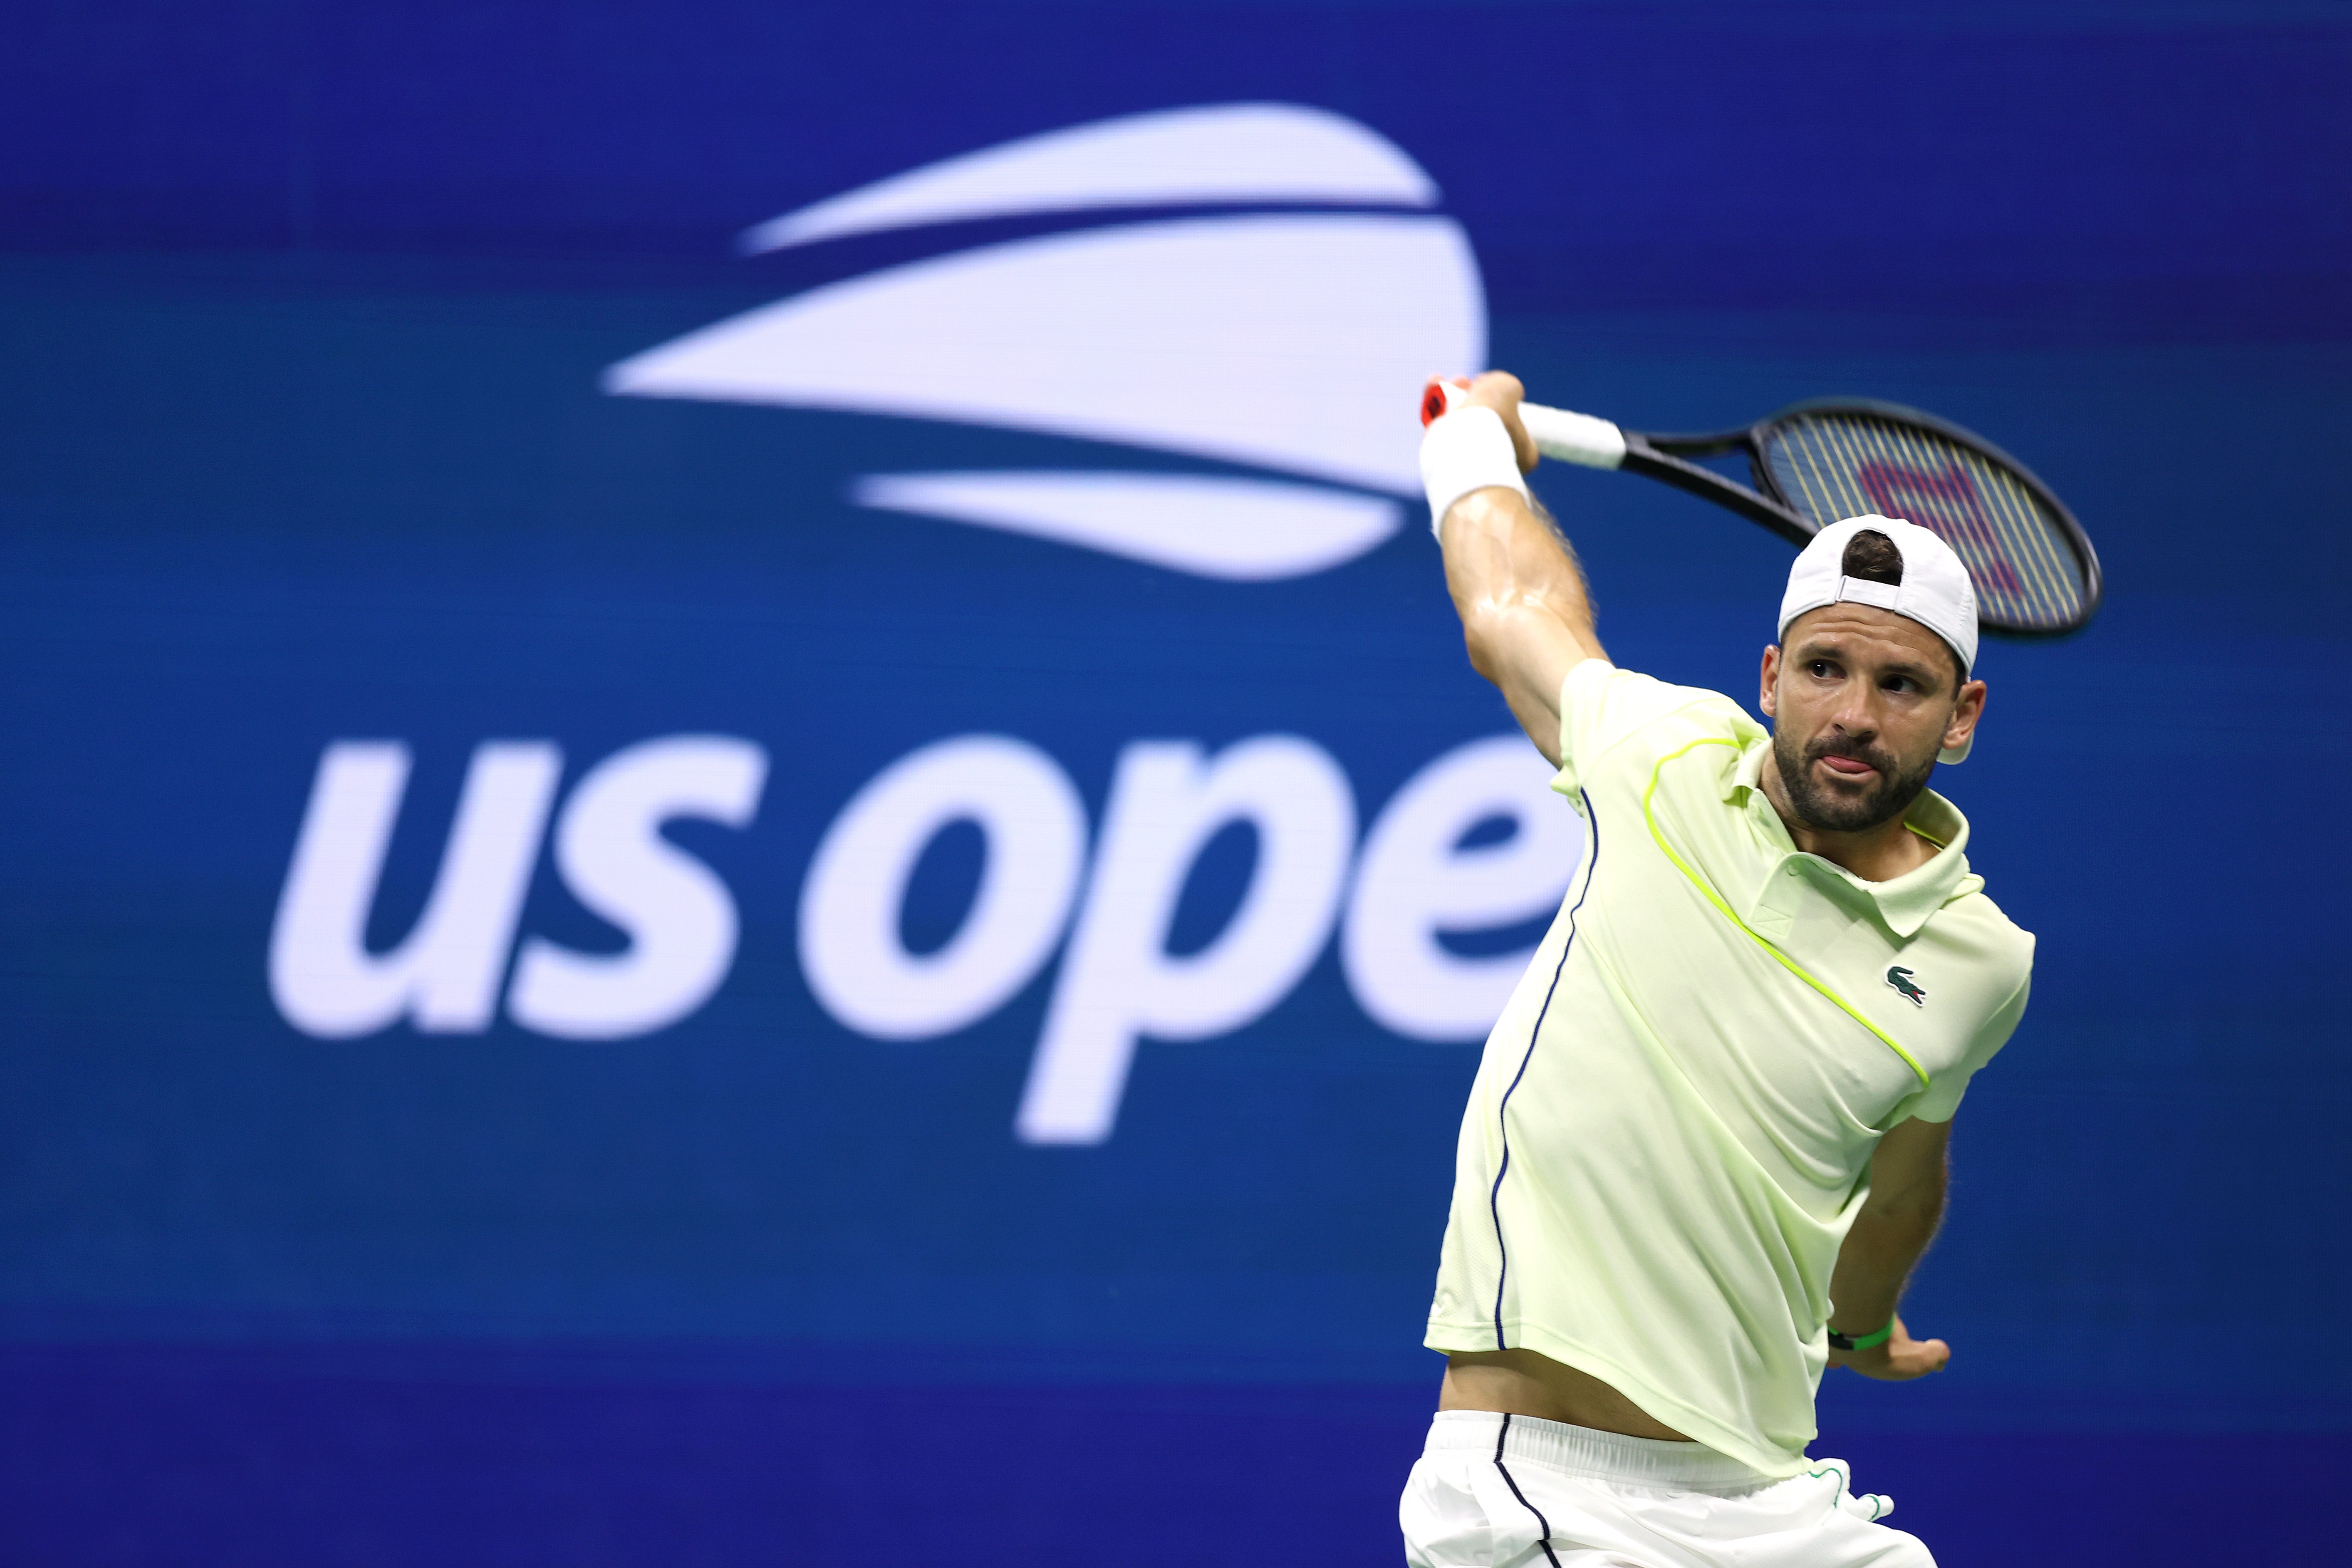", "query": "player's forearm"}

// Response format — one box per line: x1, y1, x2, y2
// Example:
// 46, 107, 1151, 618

1826, 1181, 1945, 1335
1440, 489, 1602, 760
